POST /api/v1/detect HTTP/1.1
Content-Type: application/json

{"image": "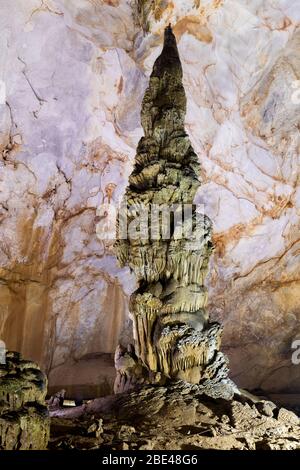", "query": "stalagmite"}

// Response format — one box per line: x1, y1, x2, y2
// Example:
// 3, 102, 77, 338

114, 25, 237, 399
